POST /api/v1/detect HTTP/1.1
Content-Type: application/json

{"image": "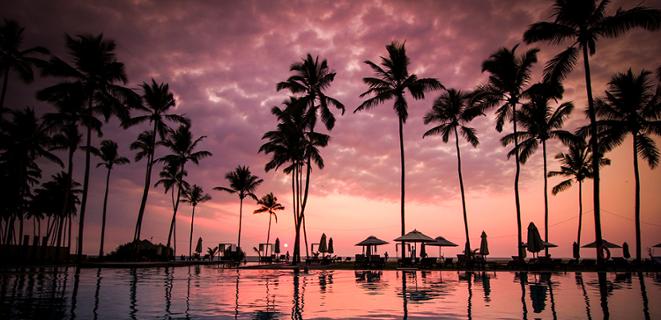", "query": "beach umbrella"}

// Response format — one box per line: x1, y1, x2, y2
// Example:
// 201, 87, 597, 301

195, 237, 203, 254
356, 236, 388, 257
543, 242, 558, 248
572, 242, 580, 259
427, 236, 458, 257
526, 223, 544, 256
479, 231, 489, 256
581, 240, 622, 248
328, 238, 334, 254
395, 230, 435, 259
622, 242, 630, 259
274, 238, 280, 254
318, 233, 327, 253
